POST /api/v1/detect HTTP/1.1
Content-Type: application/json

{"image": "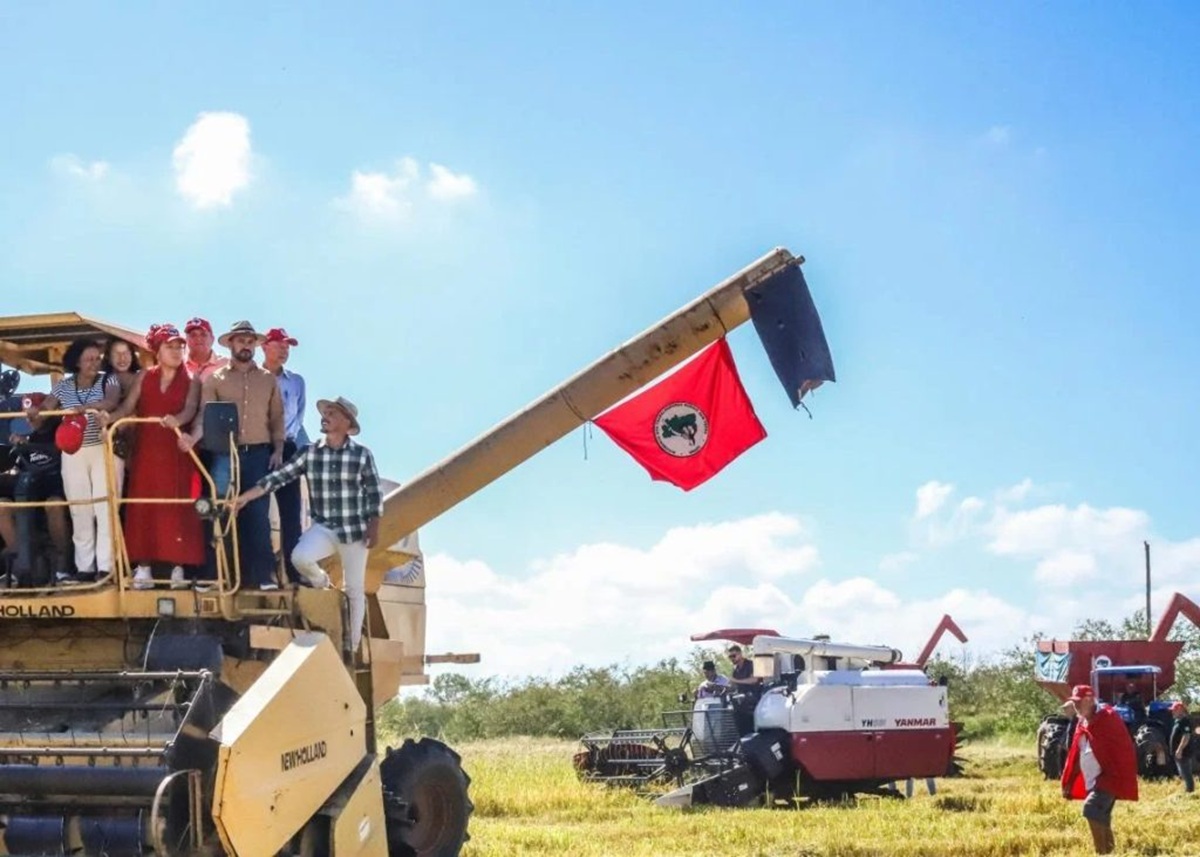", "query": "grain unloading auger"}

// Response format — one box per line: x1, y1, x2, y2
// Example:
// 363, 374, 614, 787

0, 248, 817, 855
